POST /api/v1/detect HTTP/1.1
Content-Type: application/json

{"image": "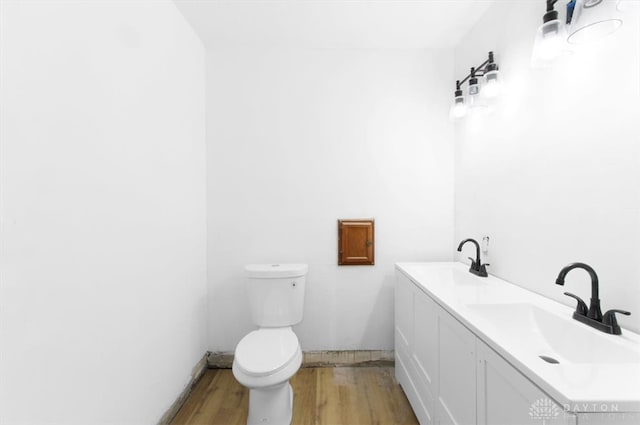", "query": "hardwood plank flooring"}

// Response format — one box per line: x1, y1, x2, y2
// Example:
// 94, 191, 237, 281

170, 367, 418, 425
